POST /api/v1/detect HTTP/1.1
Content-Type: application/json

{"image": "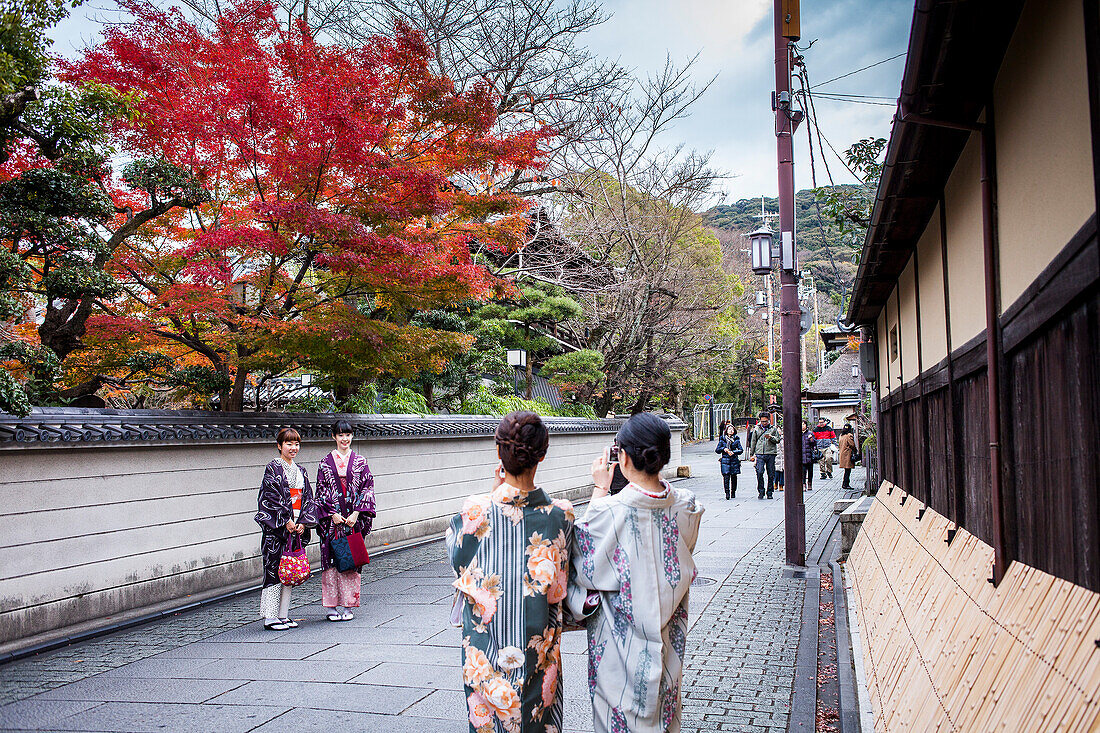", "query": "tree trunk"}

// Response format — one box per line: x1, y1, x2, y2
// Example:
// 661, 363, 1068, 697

525, 357, 533, 400
224, 367, 249, 412
595, 387, 616, 417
